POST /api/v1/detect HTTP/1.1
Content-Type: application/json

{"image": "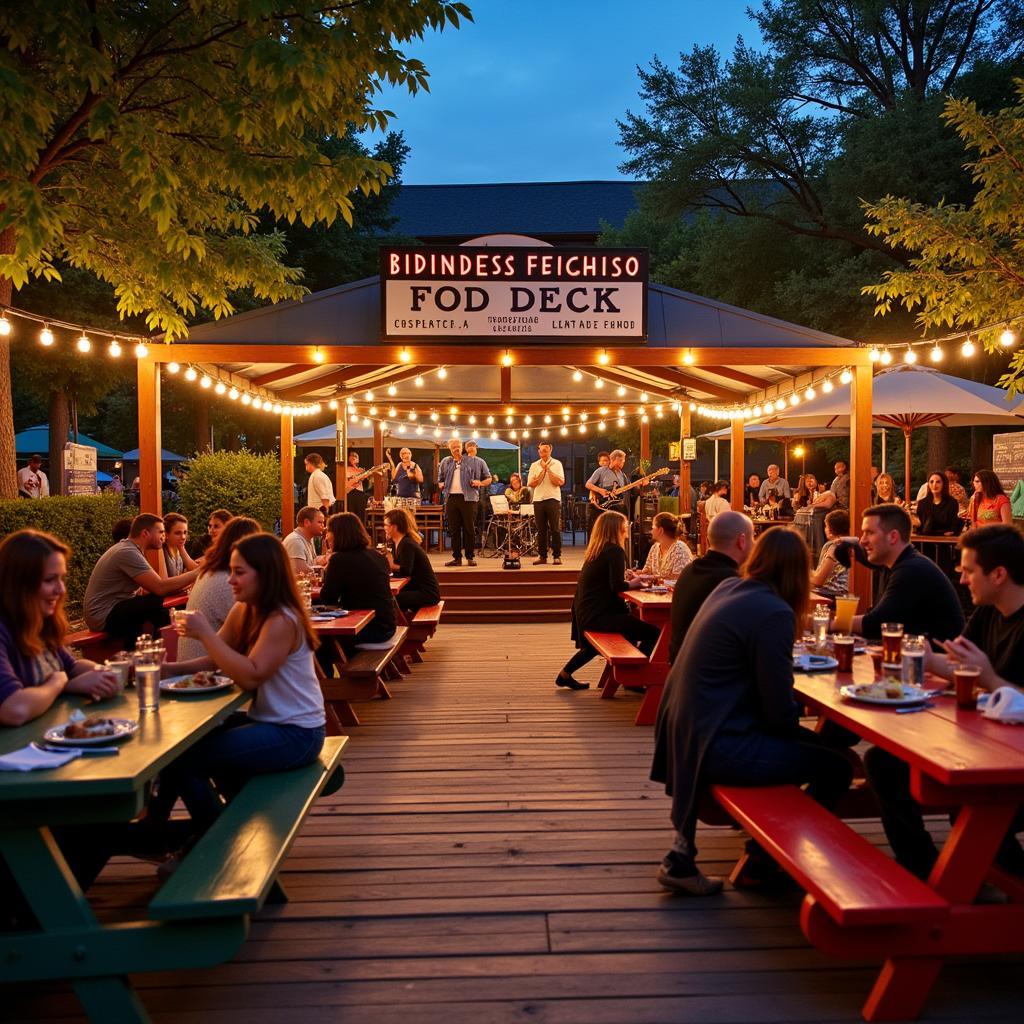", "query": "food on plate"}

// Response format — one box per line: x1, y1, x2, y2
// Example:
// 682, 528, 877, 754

171, 671, 221, 689
858, 681, 907, 701
63, 715, 120, 739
